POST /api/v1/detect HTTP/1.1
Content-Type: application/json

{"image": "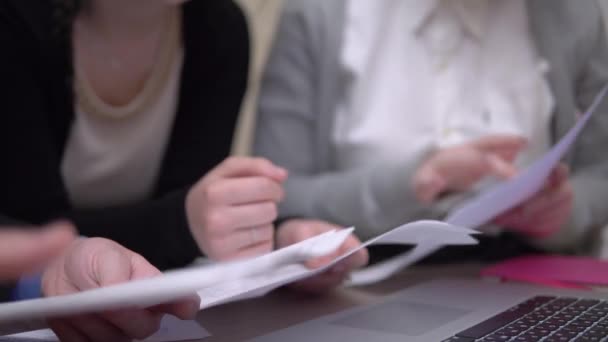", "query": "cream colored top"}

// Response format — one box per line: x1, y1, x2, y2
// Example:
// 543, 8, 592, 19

62, 12, 184, 208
